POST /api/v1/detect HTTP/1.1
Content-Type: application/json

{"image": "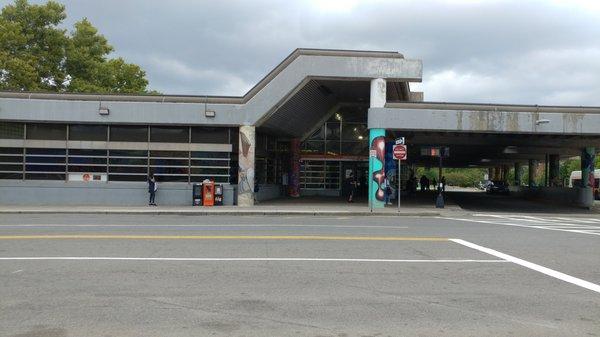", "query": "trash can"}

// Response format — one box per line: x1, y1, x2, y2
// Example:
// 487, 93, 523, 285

214, 184, 223, 206
192, 183, 202, 206
202, 181, 215, 206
